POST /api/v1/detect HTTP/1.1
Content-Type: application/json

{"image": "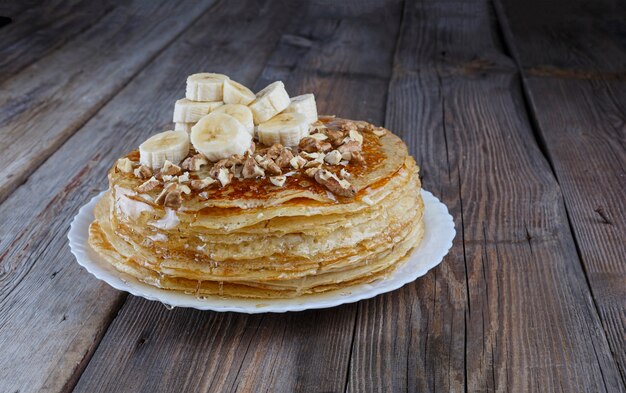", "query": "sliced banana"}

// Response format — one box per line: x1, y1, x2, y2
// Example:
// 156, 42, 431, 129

139, 130, 189, 169
174, 122, 194, 133
223, 79, 255, 105
173, 99, 223, 123
257, 112, 308, 147
249, 81, 290, 125
190, 112, 252, 161
283, 94, 318, 125
212, 104, 254, 135
185, 73, 229, 101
